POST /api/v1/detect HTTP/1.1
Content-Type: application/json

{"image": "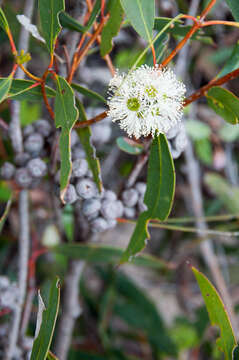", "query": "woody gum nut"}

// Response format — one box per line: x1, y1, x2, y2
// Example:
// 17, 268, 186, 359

76, 178, 98, 199
27, 158, 47, 178
0, 162, 15, 180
